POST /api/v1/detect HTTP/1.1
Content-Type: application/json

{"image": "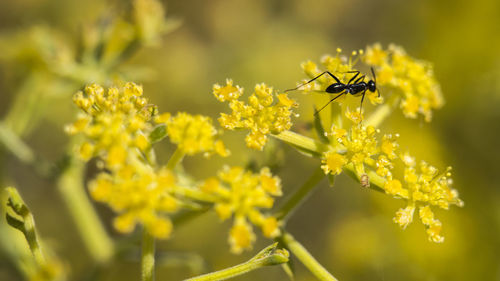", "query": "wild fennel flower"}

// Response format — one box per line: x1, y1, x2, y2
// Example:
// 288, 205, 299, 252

65, 82, 154, 168
155, 112, 230, 157
67, 82, 191, 238
200, 166, 282, 253
295, 44, 443, 121
90, 161, 180, 238
388, 156, 463, 242
320, 111, 462, 242
214, 79, 298, 150
363, 43, 444, 121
